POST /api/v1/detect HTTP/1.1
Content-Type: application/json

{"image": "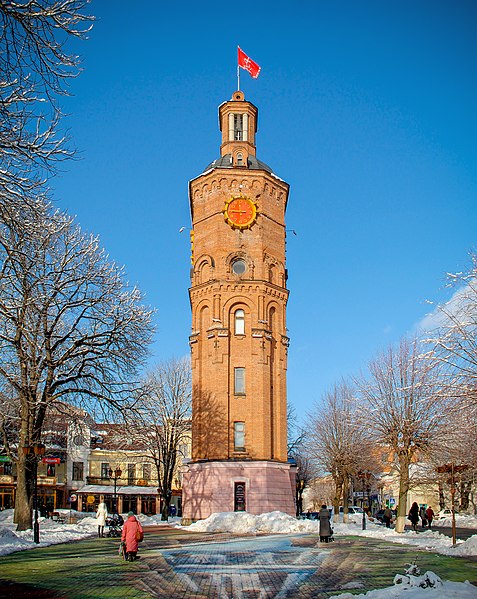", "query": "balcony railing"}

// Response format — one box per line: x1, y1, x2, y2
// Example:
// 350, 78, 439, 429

86, 476, 156, 486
